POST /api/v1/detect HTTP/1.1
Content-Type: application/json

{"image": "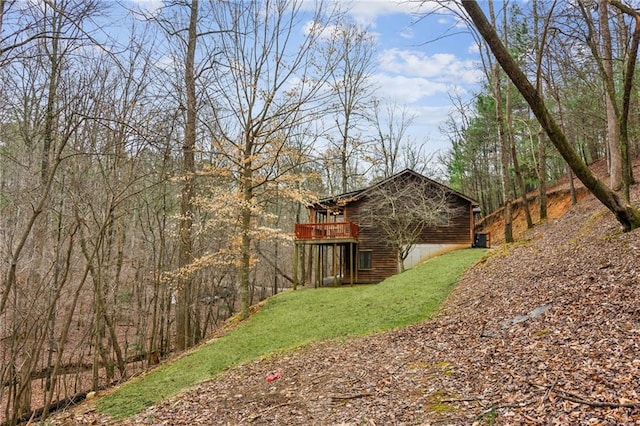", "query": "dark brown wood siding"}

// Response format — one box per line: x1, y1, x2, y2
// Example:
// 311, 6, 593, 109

417, 197, 474, 245
344, 198, 399, 284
